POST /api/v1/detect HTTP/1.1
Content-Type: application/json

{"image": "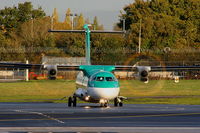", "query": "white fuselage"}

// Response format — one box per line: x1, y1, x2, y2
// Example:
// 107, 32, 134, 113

75, 71, 120, 103
87, 87, 120, 100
